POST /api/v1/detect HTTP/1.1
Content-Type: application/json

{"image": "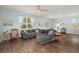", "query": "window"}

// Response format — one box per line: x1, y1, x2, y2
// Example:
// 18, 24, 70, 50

72, 18, 79, 23
72, 18, 79, 29
19, 16, 34, 29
